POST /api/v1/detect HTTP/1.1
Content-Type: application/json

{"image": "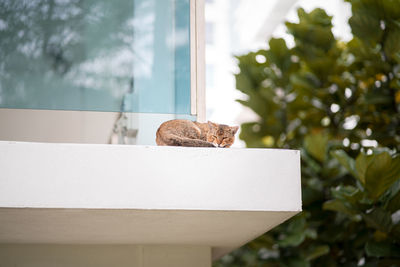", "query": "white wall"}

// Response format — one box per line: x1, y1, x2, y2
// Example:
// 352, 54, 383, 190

0, 109, 117, 144
0, 245, 211, 267
0, 142, 301, 259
